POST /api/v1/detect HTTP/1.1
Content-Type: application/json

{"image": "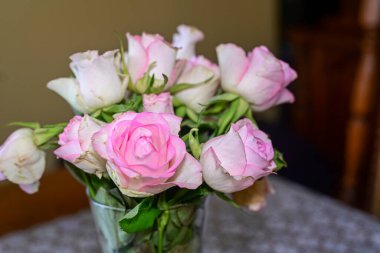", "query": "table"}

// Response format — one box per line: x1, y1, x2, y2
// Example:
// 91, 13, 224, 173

1, 177, 380, 253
